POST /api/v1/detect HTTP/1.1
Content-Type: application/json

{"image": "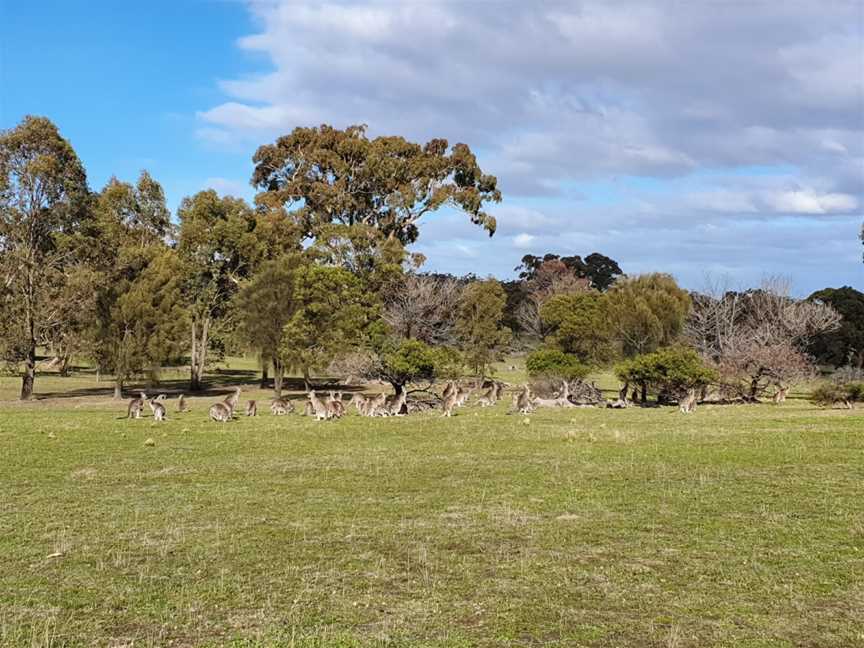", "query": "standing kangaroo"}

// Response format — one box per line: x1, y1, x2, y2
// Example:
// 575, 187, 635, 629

245, 400, 257, 417
327, 391, 345, 418
148, 398, 167, 422
307, 390, 330, 421
512, 384, 535, 414
224, 387, 242, 414
127, 392, 147, 419
679, 388, 698, 414
177, 394, 189, 413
